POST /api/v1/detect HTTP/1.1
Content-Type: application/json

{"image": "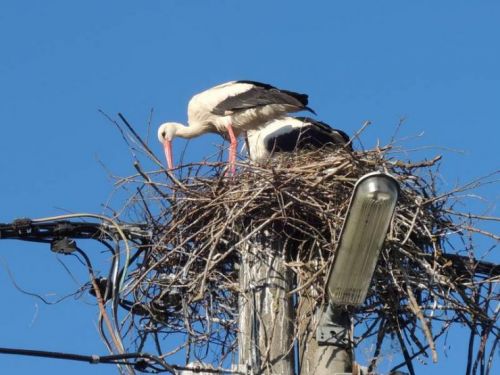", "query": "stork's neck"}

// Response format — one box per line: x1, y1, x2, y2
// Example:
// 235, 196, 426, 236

172, 122, 208, 139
